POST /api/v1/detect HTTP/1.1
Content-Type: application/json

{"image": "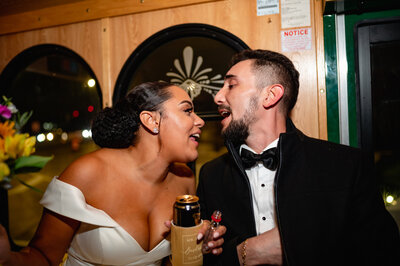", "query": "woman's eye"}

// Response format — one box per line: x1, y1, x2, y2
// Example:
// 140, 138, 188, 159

184, 108, 193, 114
